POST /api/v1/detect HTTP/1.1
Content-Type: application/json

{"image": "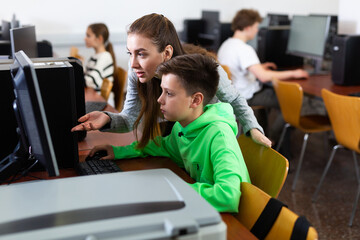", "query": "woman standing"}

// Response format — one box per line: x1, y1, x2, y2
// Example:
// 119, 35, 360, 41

72, 14, 271, 148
